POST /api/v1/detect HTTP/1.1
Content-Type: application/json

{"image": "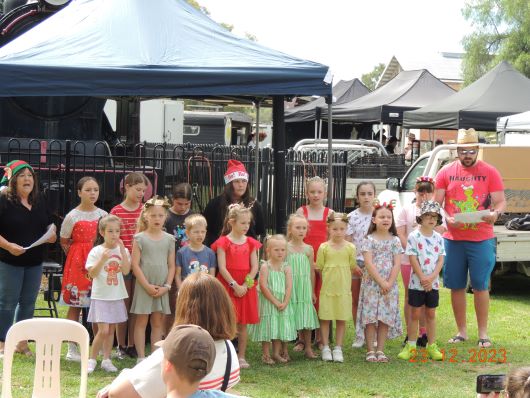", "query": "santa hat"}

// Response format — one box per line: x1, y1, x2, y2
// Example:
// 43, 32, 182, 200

1, 160, 33, 187
224, 160, 248, 184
